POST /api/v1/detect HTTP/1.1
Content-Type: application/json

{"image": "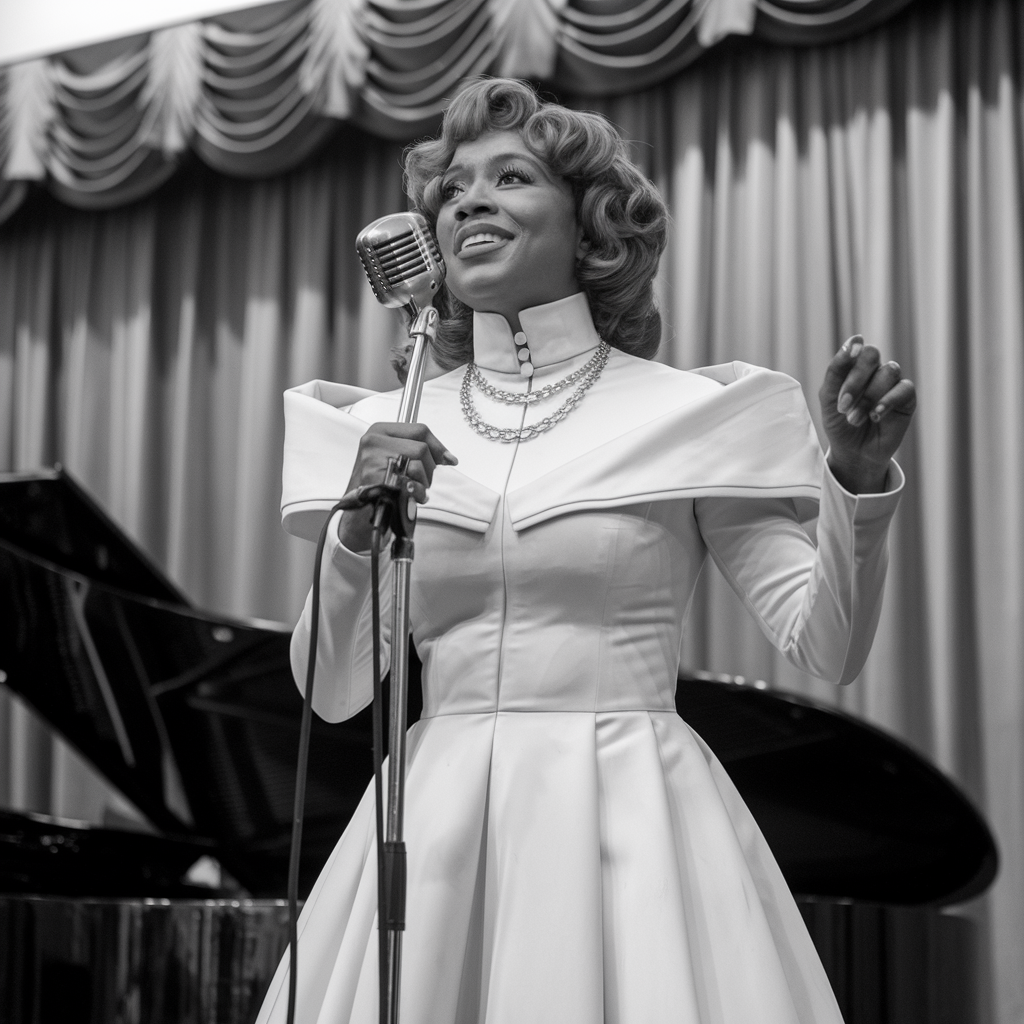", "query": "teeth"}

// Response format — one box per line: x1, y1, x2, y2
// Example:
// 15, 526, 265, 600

461, 233, 504, 251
